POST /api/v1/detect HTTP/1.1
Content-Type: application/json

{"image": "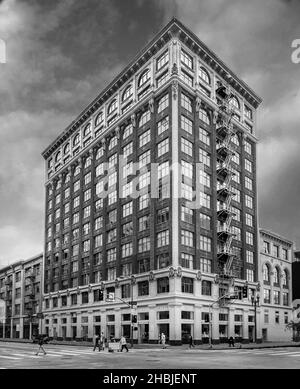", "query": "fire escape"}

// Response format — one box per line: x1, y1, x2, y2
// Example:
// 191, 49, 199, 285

4, 277, 13, 337
215, 82, 237, 280
24, 270, 36, 338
